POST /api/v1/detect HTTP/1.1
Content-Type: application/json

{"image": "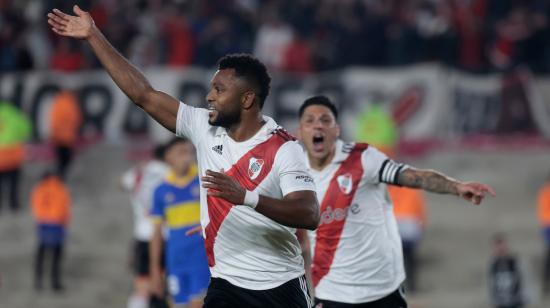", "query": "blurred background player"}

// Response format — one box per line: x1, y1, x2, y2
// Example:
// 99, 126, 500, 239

487, 233, 537, 308
297, 95, 495, 307
31, 170, 71, 292
537, 174, 550, 294
48, 90, 82, 179
0, 100, 31, 213
121, 144, 169, 308
149, 137, 209, 308
389, 185, 426, 293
